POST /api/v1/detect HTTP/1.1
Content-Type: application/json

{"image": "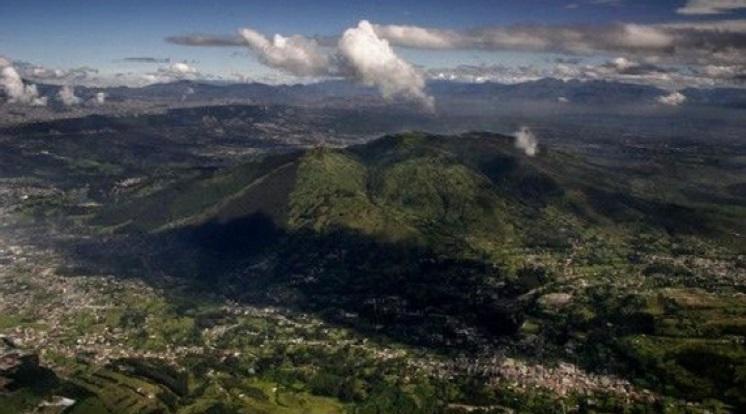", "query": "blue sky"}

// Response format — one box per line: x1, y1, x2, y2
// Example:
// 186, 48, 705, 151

1, 0, 745, 85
